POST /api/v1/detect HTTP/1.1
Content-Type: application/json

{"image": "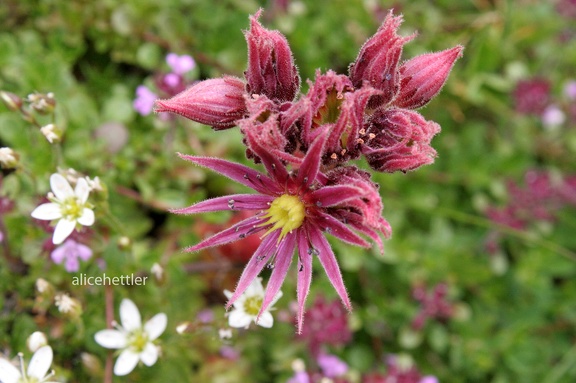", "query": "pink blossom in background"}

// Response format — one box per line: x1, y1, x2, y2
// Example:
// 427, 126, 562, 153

564, 80, 576, 100
51, 239, 92, 272
317, 353, 348, 378
541, 104, 566, 128
133, 85, 158, 116
513, 78, 551, 115
166, 53, 196, 75
411, 282, 454, 330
